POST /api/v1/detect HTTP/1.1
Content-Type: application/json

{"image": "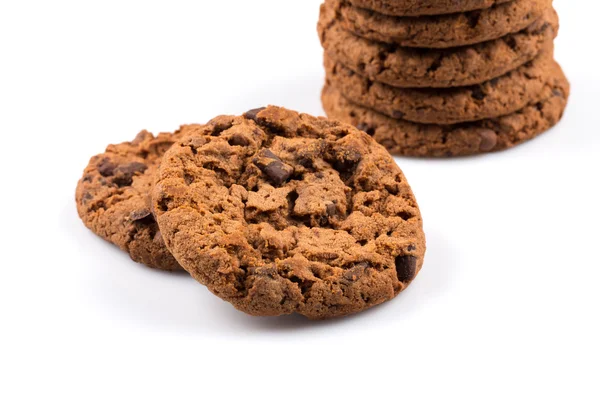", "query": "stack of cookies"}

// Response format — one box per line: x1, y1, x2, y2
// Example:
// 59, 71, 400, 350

318, 0, 570, 156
